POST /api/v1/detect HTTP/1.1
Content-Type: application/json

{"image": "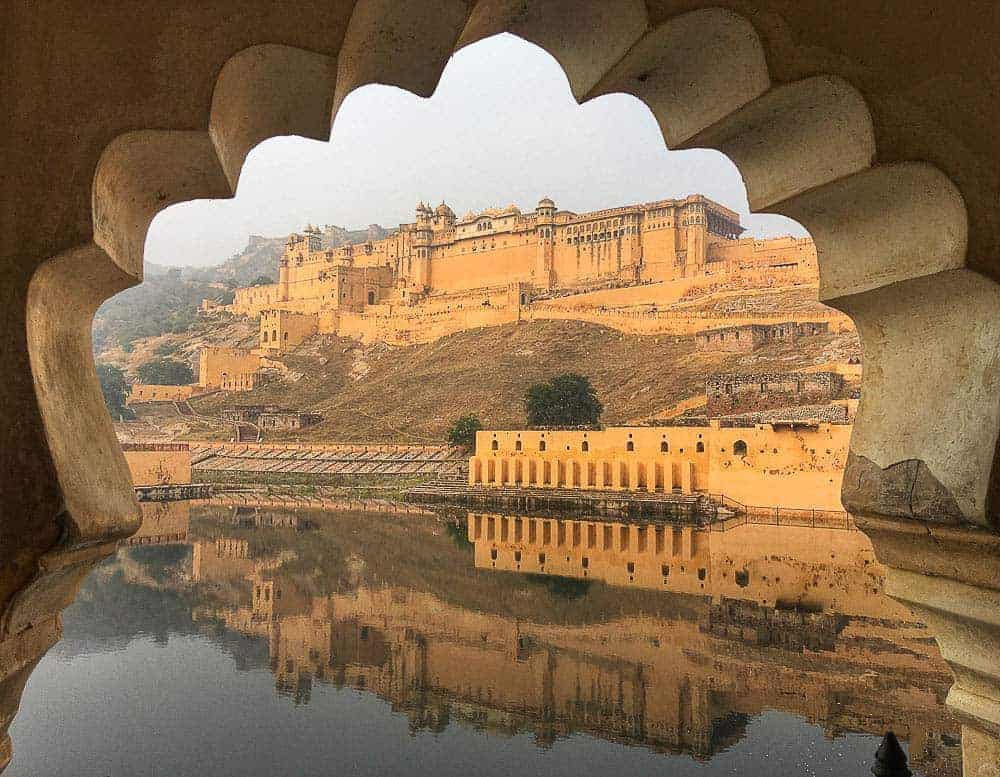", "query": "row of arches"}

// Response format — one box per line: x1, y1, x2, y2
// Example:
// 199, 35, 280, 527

470, 456, 698, 493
